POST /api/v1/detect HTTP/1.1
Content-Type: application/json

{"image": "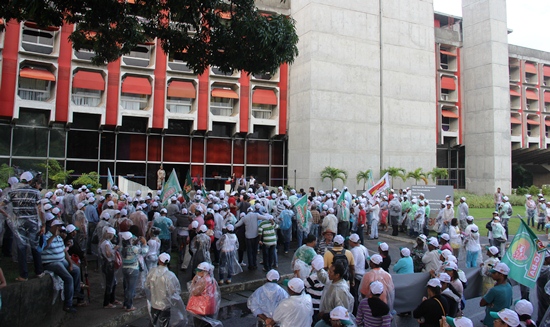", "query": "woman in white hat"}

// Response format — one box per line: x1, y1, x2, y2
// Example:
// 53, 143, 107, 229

186, 262, 221, 327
